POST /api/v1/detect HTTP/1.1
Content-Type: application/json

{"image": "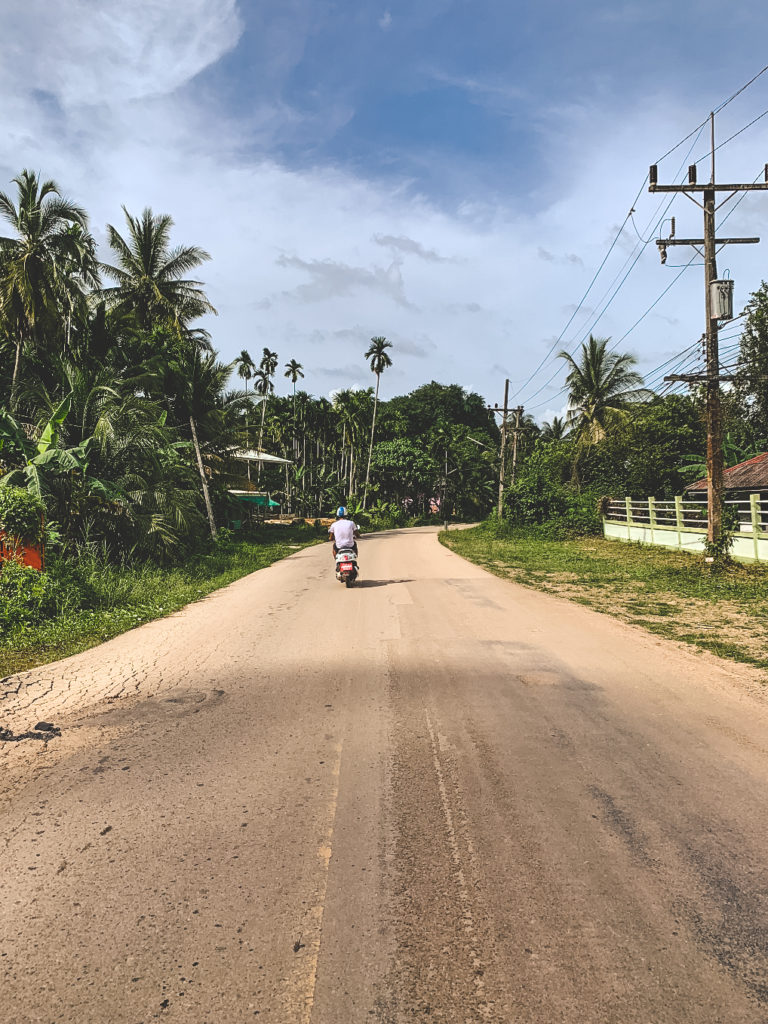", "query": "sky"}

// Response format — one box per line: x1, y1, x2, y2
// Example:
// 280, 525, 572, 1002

2, 0, 768, 421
